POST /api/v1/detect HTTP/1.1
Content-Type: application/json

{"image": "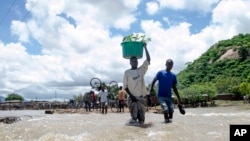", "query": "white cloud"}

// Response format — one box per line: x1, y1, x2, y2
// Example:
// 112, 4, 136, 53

0, 0, 250, 100
11, 21, 29, 42
158, 0, 185, 10
146, 2, 160, 15
212, 0, 250, 33
141, 20, 207, 75
157, 0, 220, 13
162, 17, 171, 26
193, 0, 250, 47
113, 15, 137, 30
